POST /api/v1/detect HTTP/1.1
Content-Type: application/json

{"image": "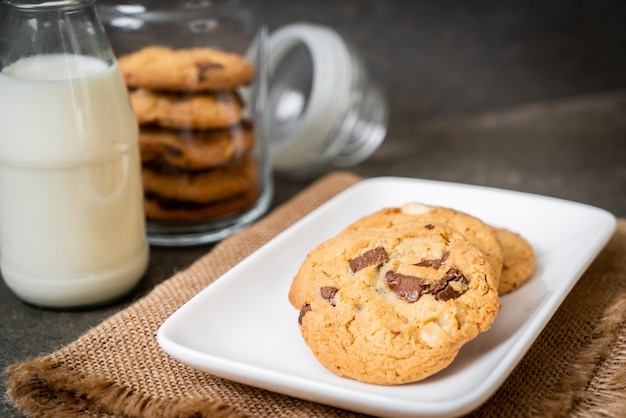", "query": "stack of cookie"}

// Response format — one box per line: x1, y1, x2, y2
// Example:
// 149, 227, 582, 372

289, 202, 535, 385
117, 46, 259, 222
